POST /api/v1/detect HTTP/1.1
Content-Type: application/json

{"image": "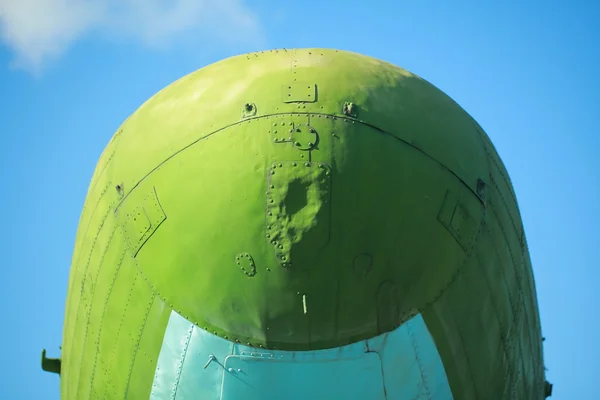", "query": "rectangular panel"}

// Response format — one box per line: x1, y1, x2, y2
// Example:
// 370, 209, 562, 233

119, 187, 166, 257
282, 83, 316, 103
220, 353, 385, 400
